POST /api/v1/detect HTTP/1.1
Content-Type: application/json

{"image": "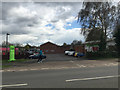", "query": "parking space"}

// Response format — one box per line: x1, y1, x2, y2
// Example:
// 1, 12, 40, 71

45, 54, 85, 61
